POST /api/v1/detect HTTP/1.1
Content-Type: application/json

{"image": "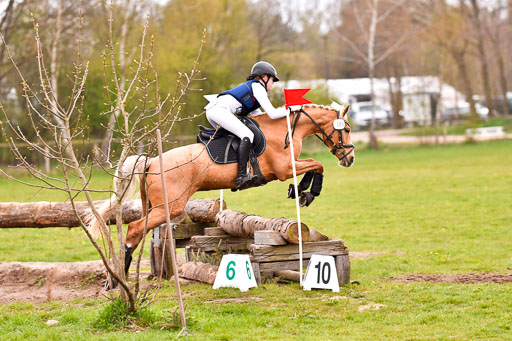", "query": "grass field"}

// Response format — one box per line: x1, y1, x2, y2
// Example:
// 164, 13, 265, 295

0, 139, 511, 339
401, 116, 512, 136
